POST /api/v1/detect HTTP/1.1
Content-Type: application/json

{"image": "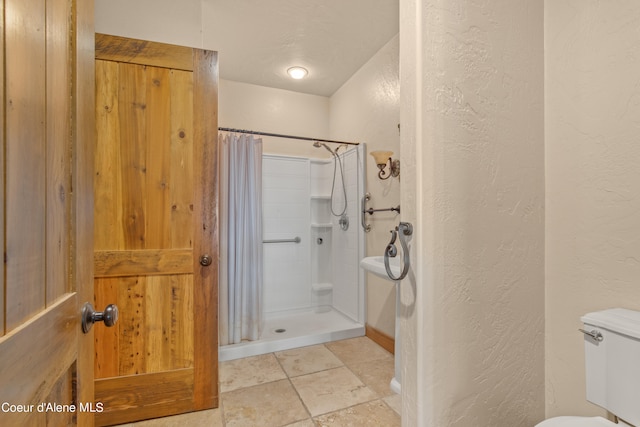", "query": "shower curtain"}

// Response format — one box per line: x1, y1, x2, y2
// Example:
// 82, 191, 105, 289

219, 133, 263, 345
